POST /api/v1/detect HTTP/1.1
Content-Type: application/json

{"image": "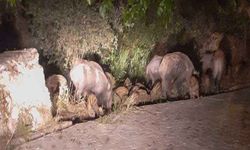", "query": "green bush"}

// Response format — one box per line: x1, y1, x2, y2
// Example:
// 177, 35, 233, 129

99, 0, 174, 28
103, 46, 150, 83
101, 19, 165, 84
3, 0, 17, 7
128, 47, 150, 80
103, 49, 129, 82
